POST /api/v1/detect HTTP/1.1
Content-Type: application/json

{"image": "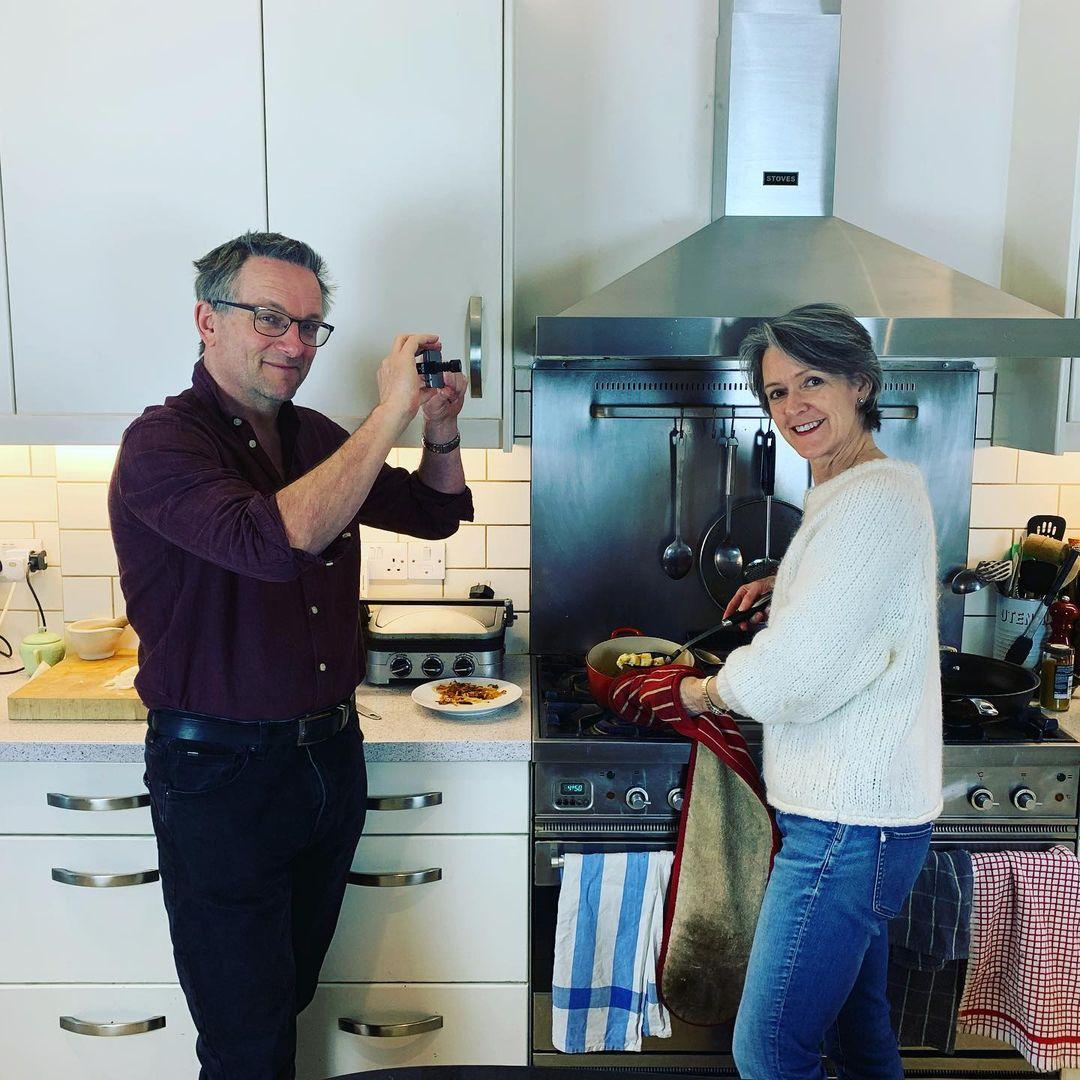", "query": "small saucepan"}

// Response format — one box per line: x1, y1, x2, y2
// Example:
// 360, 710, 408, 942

586, 628, 695, 709
939, 648, 1039, 725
